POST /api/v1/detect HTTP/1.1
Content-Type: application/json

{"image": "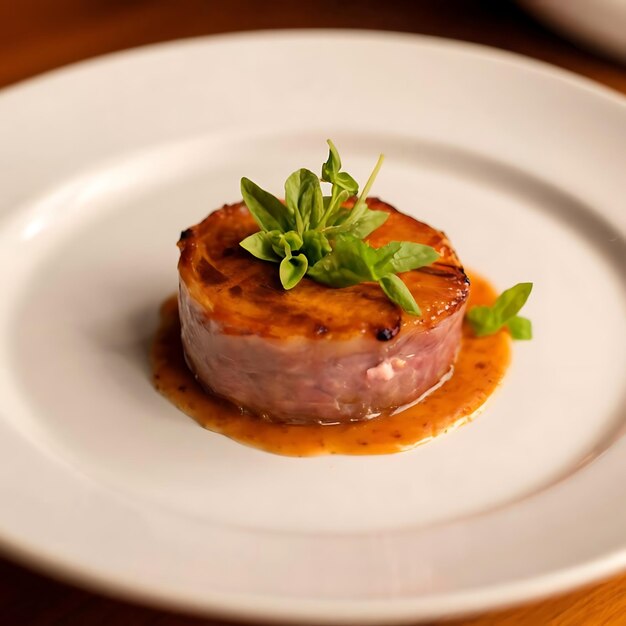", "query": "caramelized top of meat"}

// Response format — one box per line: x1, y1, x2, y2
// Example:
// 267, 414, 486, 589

178, 198, 469, 340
